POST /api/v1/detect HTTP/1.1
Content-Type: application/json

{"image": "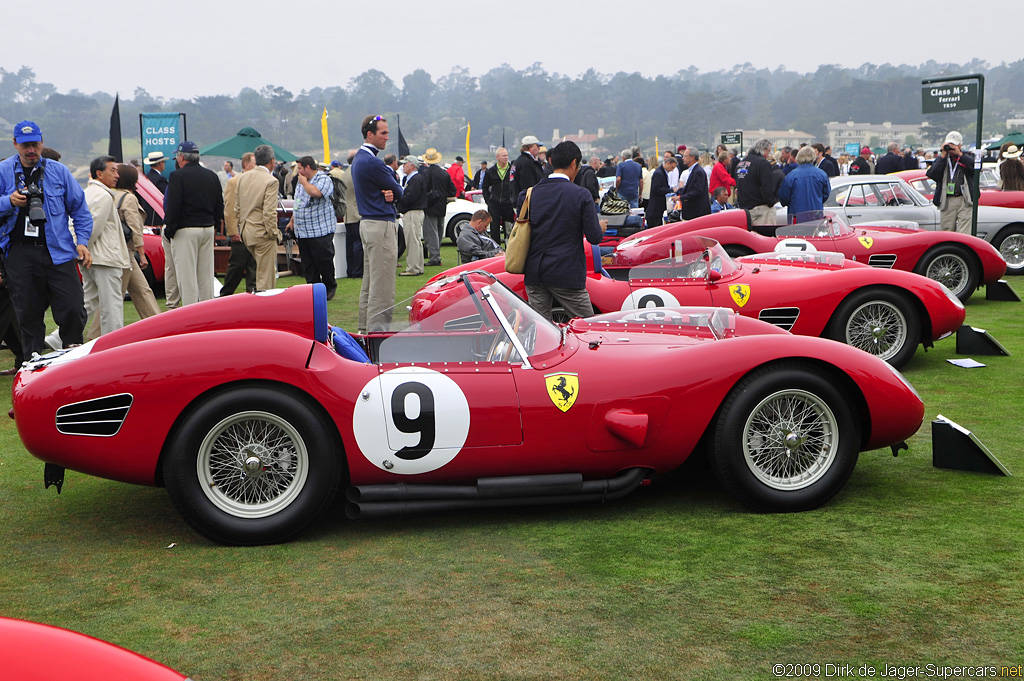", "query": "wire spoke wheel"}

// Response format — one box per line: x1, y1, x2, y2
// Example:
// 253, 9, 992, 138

197, 410, 309, 519
924, 253, 969, 297
843, 299, 908, 362
742, 389, 839, 491
998, 233, 1024, 272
